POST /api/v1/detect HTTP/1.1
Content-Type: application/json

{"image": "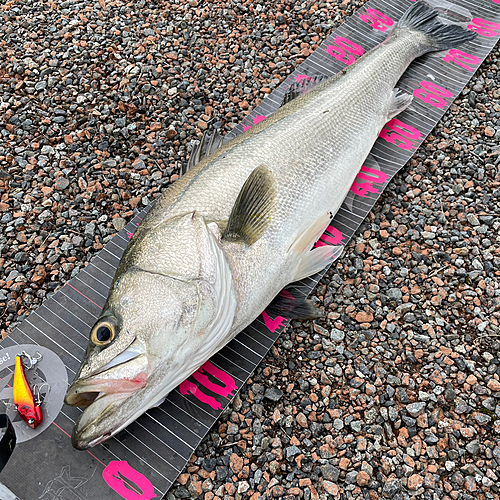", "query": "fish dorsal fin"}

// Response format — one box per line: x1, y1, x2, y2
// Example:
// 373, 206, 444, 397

182, 130, 225, 176
280, 74, 327, 108
266, 288, 323, 320
223, 165, 276, 246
